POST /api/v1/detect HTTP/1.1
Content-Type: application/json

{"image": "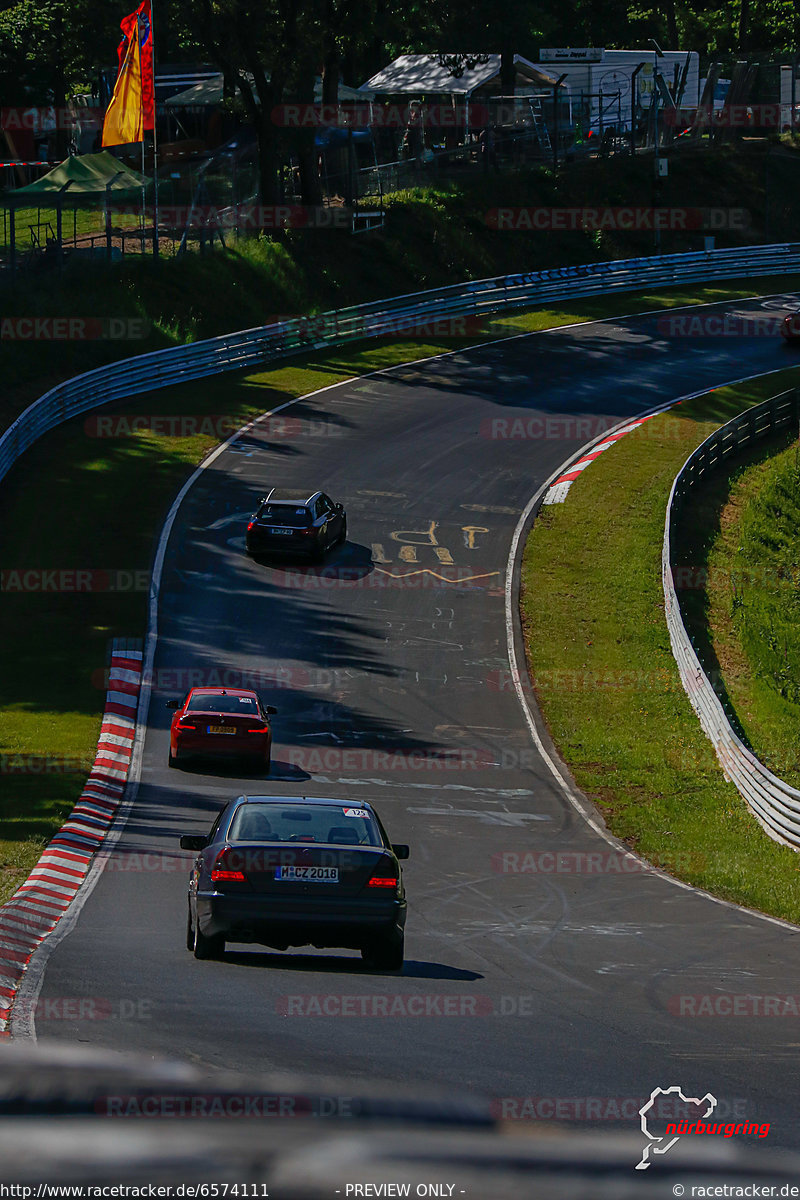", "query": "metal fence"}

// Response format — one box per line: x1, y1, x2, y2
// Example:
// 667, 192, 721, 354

3, 241, 800, 487
663, 388, 800, 847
